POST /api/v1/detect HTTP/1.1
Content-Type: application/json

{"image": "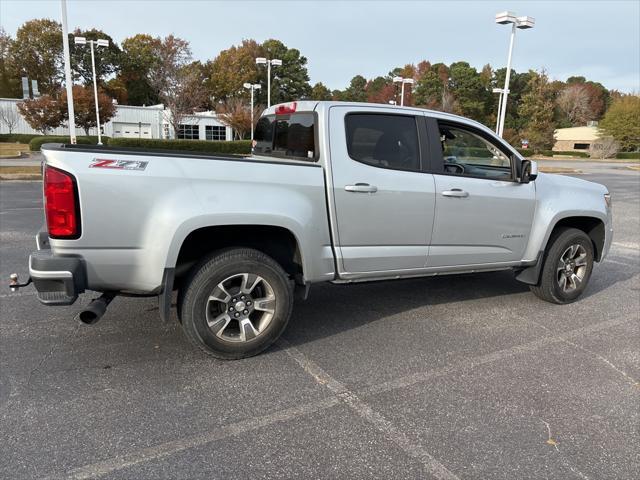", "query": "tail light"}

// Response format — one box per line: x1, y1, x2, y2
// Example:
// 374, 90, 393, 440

44, 165, 81, 239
